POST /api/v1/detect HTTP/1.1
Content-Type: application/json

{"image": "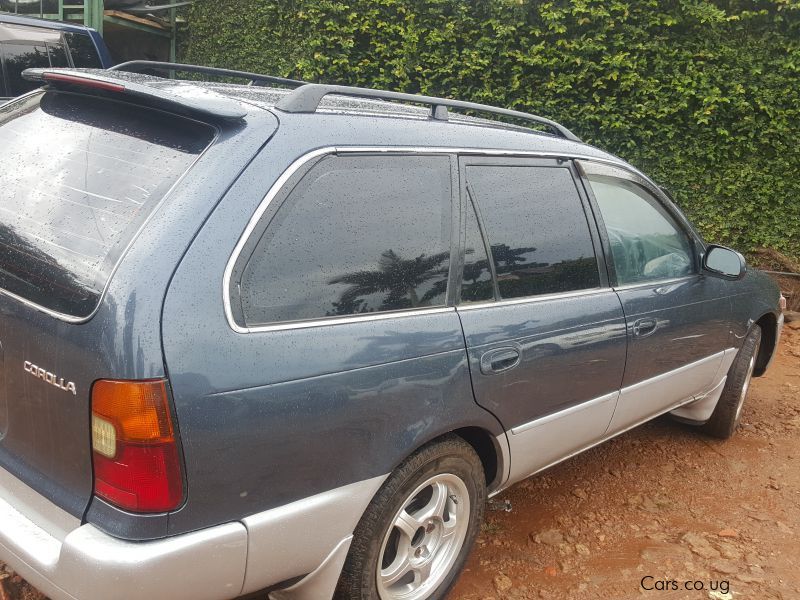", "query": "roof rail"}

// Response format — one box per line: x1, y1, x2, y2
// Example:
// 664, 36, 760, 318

274, 83, 581, 142
110, 61, 308, 88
